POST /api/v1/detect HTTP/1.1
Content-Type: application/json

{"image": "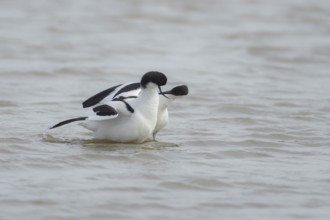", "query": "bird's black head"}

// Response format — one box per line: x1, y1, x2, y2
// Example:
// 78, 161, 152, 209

170, 85, 189, 96
162, 85, 189, 96
140, 71, 167, 89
